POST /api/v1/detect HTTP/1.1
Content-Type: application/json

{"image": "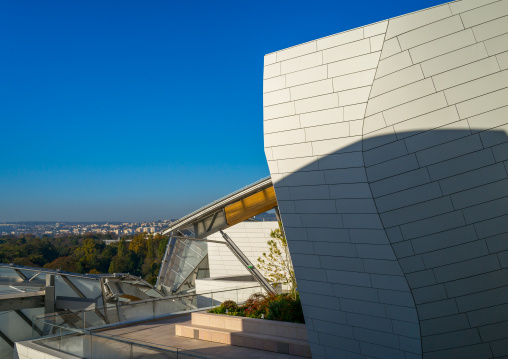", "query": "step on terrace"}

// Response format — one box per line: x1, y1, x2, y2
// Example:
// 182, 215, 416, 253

175, 312, 311, 358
